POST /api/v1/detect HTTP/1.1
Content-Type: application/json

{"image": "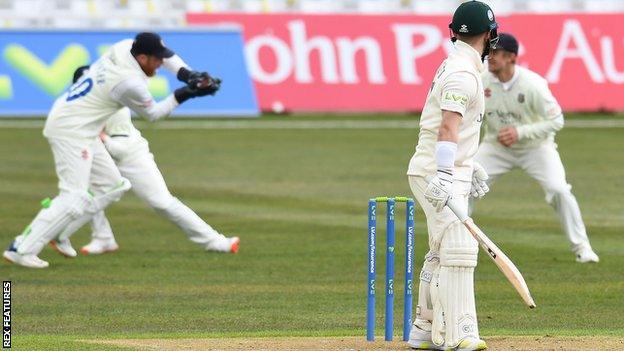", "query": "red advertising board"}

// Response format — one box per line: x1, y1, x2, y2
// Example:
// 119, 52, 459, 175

188, 13, 624, 112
